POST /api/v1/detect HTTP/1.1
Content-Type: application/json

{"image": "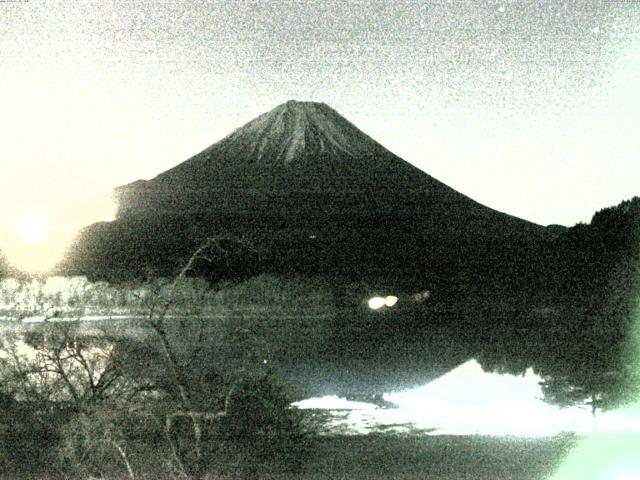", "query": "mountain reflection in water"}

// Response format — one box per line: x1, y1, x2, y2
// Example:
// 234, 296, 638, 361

293, 359, 640, 437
